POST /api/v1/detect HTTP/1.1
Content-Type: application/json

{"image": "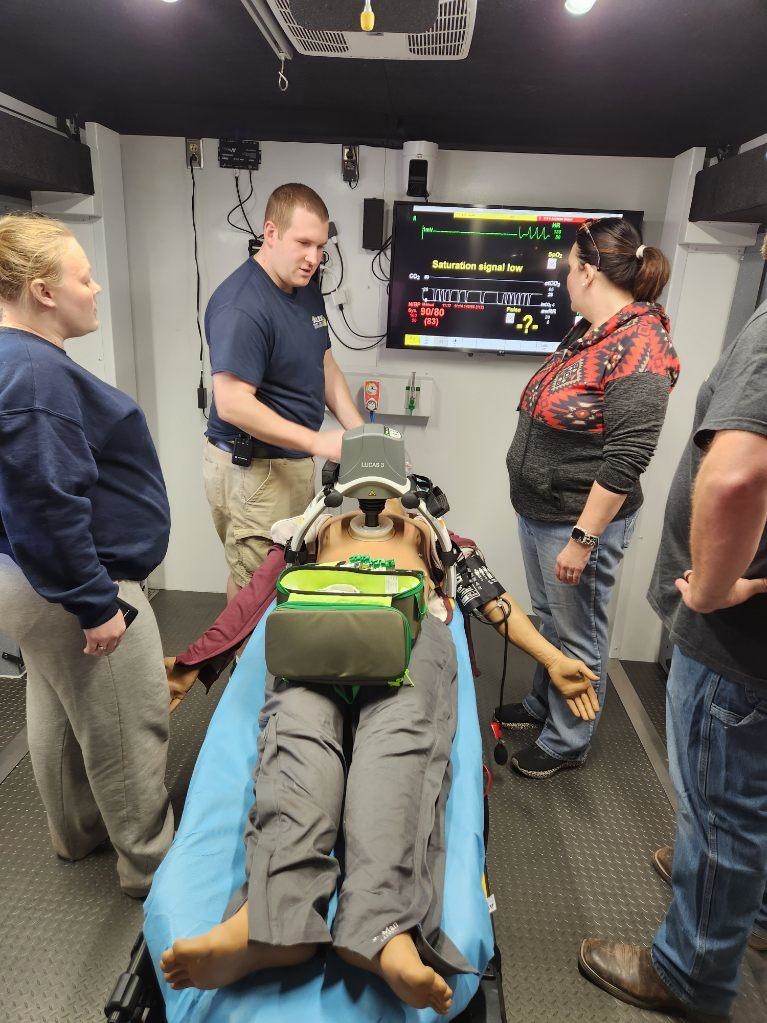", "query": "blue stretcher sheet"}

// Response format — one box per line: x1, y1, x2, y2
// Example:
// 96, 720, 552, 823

144, 609, 493, 1022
